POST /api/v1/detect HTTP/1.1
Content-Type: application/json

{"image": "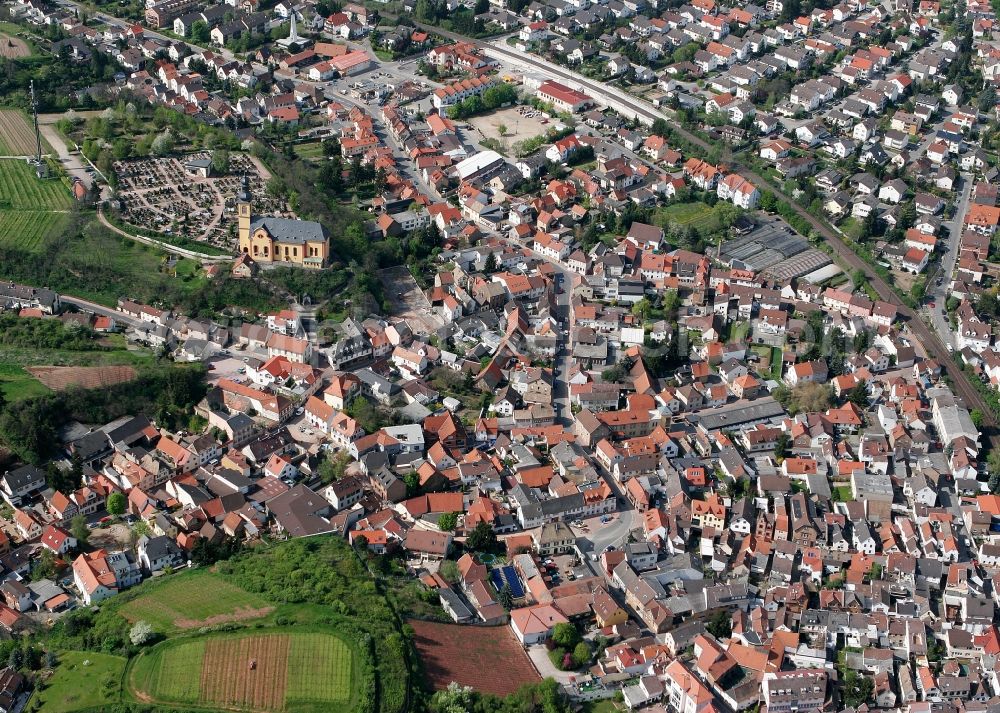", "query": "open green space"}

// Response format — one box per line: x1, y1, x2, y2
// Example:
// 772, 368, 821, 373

0, 312, 156, 401
34, 651, 127, 713
833, 485, 853, 502
0, 210, 69, 253
770, 346, 783, 380
286, 632, 355, 706
119, 569, 270, 632
128, 638, 204, 704
659, 200, 714, 225
0, 159, 72, 210
725, 320, 750, 344
0, 345, 153, 369
0, 160, 72, 253
293, 141, 326, 160
36, 538, 409, 713
0, 361, 51, 401
0, 21, 39, 55
128, 629, 356, 712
